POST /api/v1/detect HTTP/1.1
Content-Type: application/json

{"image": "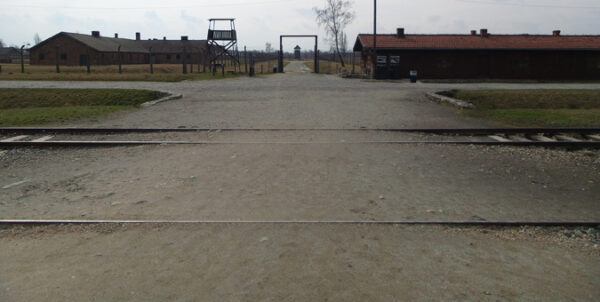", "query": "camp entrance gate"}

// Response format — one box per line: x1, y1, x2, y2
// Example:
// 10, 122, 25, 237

279, 35, 319, 73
